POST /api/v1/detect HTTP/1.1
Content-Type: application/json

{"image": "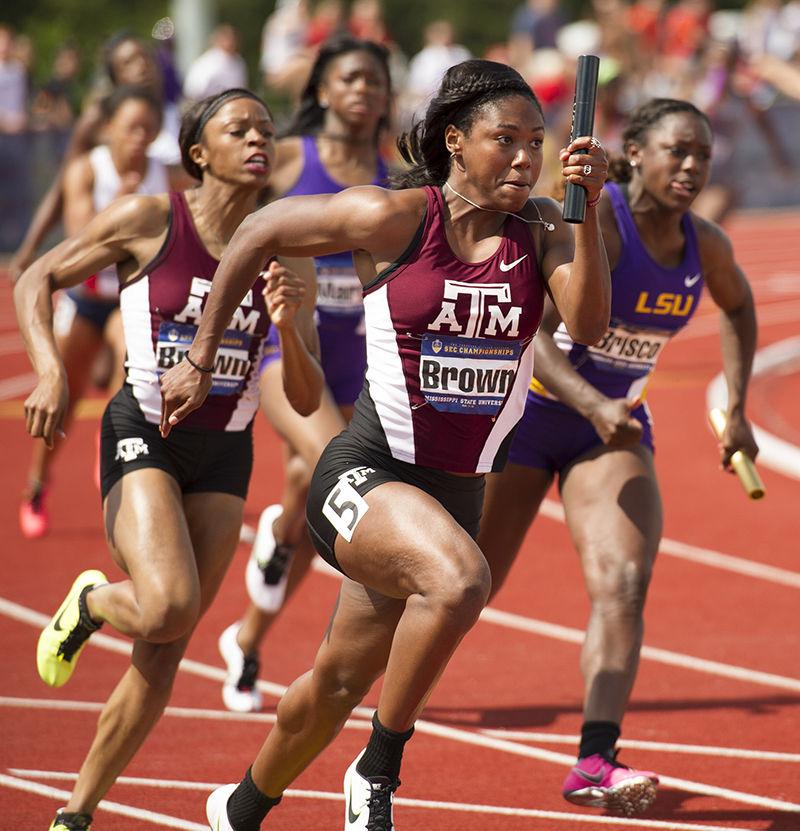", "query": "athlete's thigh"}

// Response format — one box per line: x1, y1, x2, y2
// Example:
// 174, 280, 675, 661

479, 464, 554, 595
333, 481, 487, 601
103, 467, 197, 594
260, 360, 346, 467
560, 444, 662, 577
183, 491, 245, 614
